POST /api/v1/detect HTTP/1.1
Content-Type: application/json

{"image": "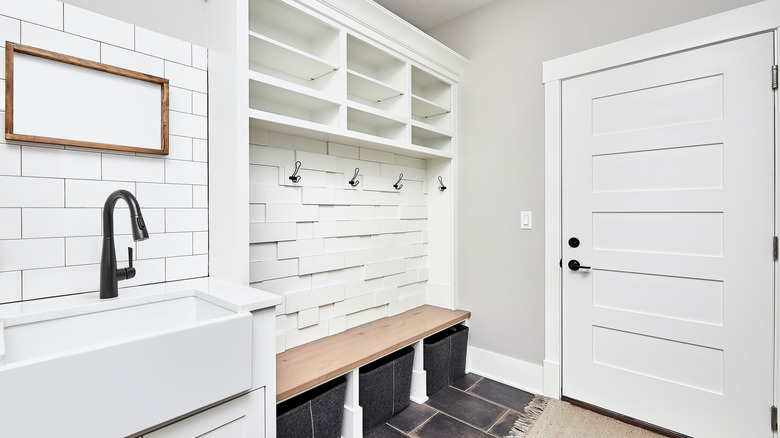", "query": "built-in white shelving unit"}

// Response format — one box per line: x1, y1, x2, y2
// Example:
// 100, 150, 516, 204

244, 0, 460, 159
207, 0, 467, 434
